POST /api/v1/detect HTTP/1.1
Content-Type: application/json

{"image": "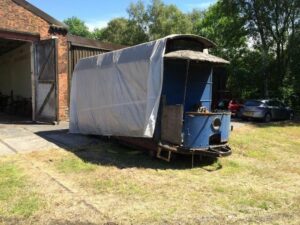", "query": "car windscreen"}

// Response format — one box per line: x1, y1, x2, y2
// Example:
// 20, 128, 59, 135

244, 100, 262, 107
